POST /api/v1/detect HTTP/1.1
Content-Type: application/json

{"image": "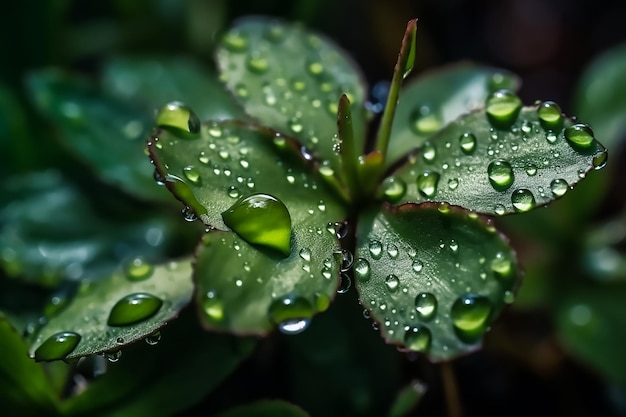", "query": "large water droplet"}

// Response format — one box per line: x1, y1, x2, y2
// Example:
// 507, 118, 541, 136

246, 55, 269, 73
410, 105, 442, 135
34, 331, 81, 361
155, 101, 200, 138
203, 292, 224, 323
299, 248, 312, 262
592, 148, 608, 170
183, 166, 202, 186
354, 258, 371, 282
451, 294, 493, 340
412, 259, 424, 273
422, 143, 436, 163
414, 292, 437, 320
338, 273, 352, 294
485, 90, 522, 129
550, 178, 568, 197
369, 240, 383, 259
459, 132, 477, 155
124, 257, 154, 282
381, 176, 407, 203
385, 274, 400, 292
487, 159, 514, 191
511, 189, 536, 212
404, 326, 432, 352
564, 123, 595, 149
107, 293, 163, 326
491, 252, 513, 279
268, 295, 313, 335
222, 194, 292, 256
537, 101, 563, 130
387, 244, 399, 259
417, 171, 440, 198
222, 32, 248, 52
